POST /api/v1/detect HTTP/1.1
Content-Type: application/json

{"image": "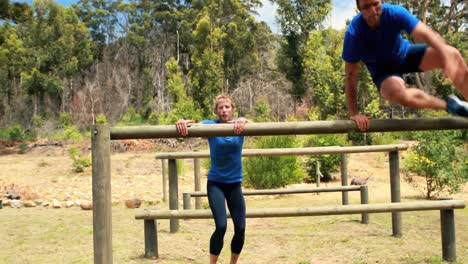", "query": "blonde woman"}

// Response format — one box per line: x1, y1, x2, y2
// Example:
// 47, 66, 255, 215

176, 94, 248, 264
